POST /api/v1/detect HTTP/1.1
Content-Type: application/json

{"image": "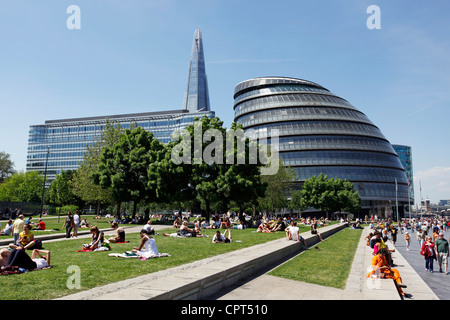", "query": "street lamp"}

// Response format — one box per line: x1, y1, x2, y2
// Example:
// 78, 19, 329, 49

40, 145, 50, 218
